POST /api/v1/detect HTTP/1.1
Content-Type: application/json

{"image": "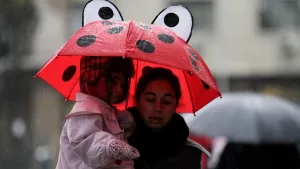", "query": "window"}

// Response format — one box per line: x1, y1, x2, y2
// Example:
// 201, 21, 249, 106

171, 0, 214, 31
259, 0, 300, 30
